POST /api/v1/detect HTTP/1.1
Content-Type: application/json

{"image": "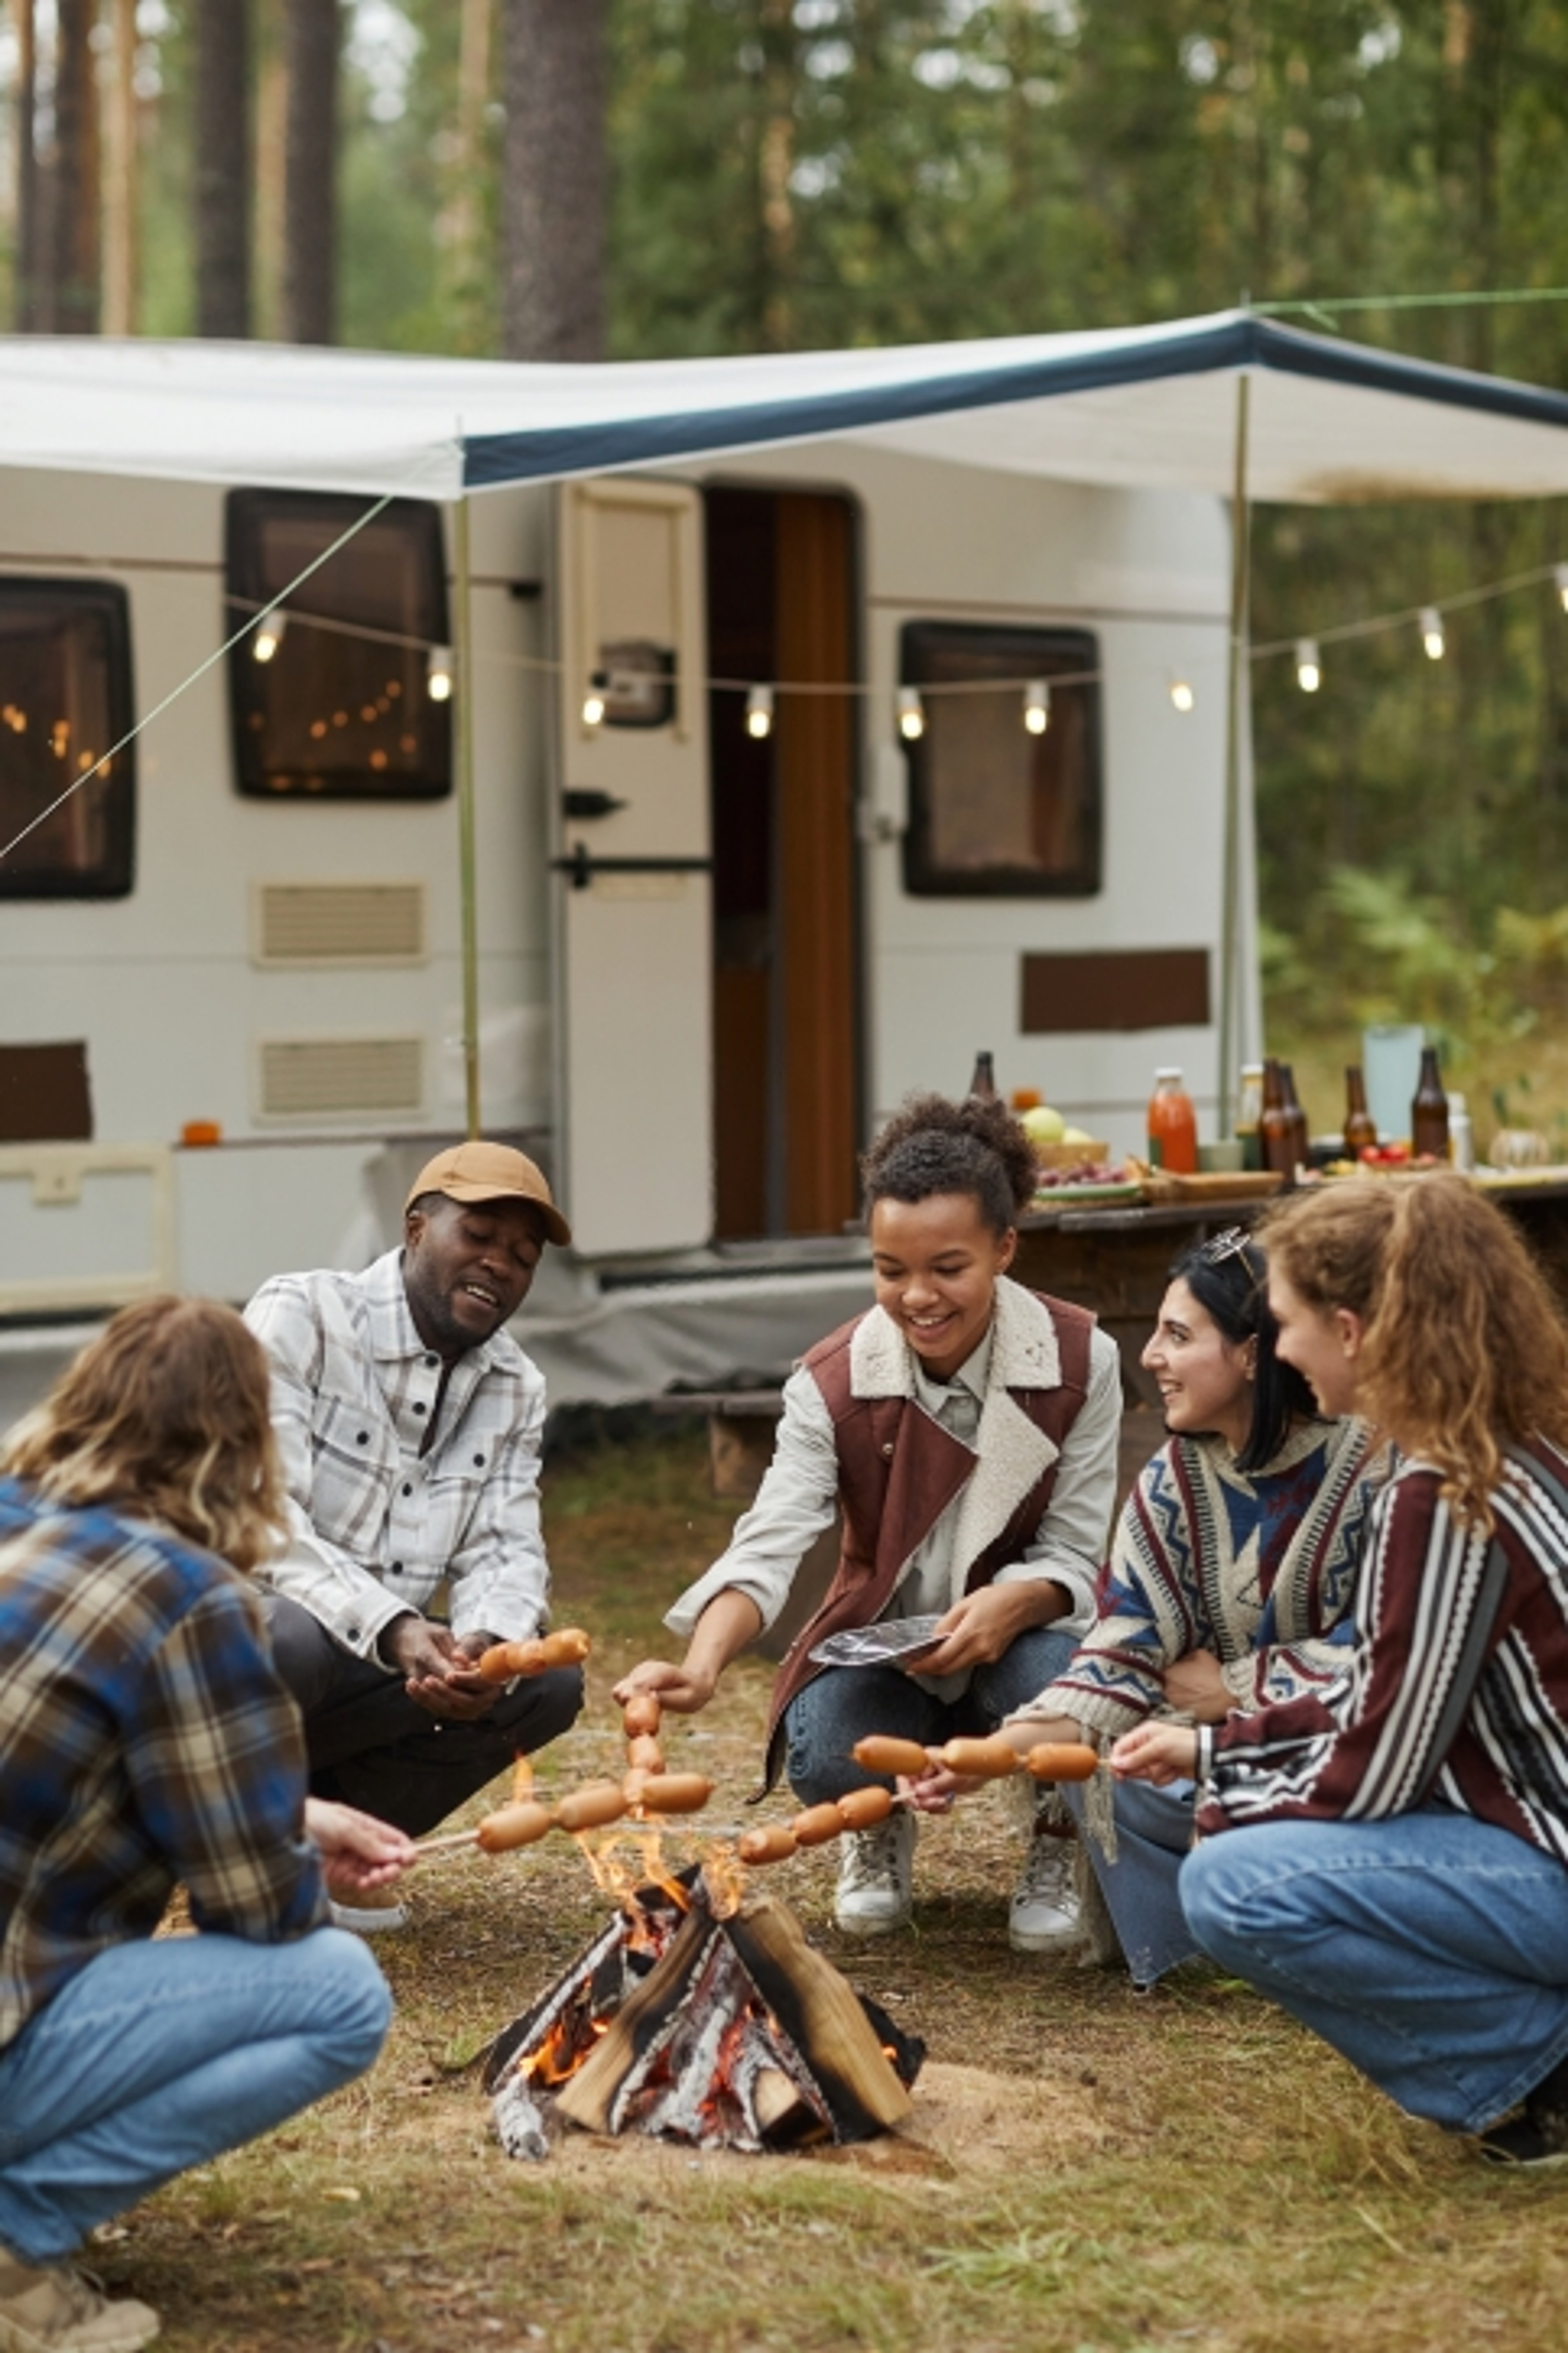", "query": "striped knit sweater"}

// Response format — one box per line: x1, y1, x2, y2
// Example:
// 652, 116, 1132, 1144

1030, 1418, 1389, 1741
1196, 1439, 1568, 1861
